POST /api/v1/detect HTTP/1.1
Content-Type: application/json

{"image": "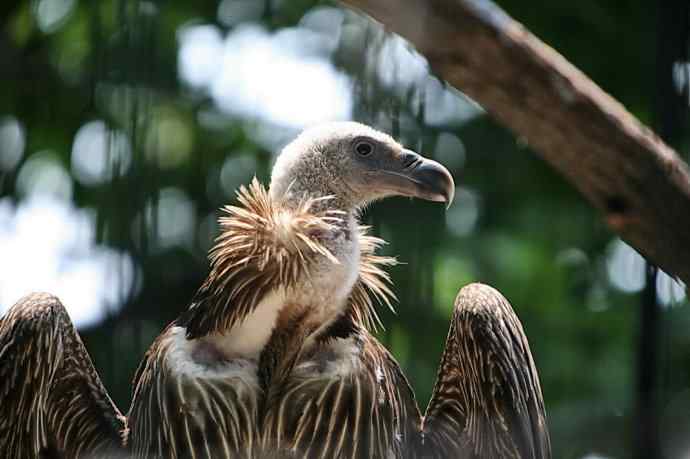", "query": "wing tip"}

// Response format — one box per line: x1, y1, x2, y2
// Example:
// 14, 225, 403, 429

2, 292, 66, 323
453, 282, 529, 346
454, 282, 509, 312
16, 291, 63, 304
455, 281, 499, 297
